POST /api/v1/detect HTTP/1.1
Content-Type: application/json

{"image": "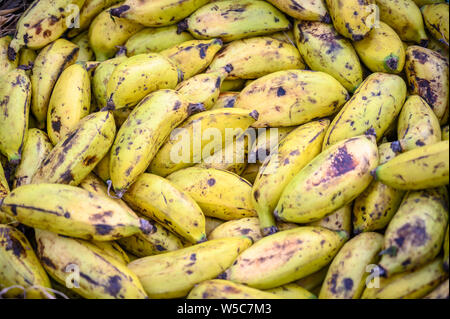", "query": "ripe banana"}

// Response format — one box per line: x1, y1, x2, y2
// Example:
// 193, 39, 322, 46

210, 92, 238, 110
188, 279, 281, 299
266, 0, 330, 22
0, 69, 31, 165
427, 35, 450, 60
125, 25, 194, 56
235, 70, 349, 128
71, 31, 94, 62
422, 3, 449, 47
18, 48, 36, 74
265, 283, 317, 299
0, 36, 18, 73
269, 30, 296, 45
221, 79, 246, 92
105, 53, 180, 110
323, 72, 407, 149
443, 225, 448, 271
205, 216, 224, 236
248, 126, 295, 164
184, 0, 291, 42
275, 135, 378, 224
308, 204, 352, 237
405, 45, 449, 124
319, 232, 384, 299
376, 0, 428, 45
375, 140, 449, 190
240, 162, 261, 184
128, 237, 252, 298
31, 39, 79, 127
160, 39, 223, 80
93, 150, 110, 182
207, 36, 305, 80
0, 162, 9, 199
208, 217, 262, 242
223, 226, 347, 289
166, 167, 256, 220
353, 142, 405, 233
423, 279, 449, 299
35, 229, 148, 299
90, 240, 130, 265
252, 120, 329, 235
